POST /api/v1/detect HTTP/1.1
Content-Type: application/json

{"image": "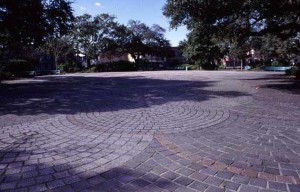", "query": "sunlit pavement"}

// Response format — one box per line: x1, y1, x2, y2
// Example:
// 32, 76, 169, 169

0, 71, 299, 192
